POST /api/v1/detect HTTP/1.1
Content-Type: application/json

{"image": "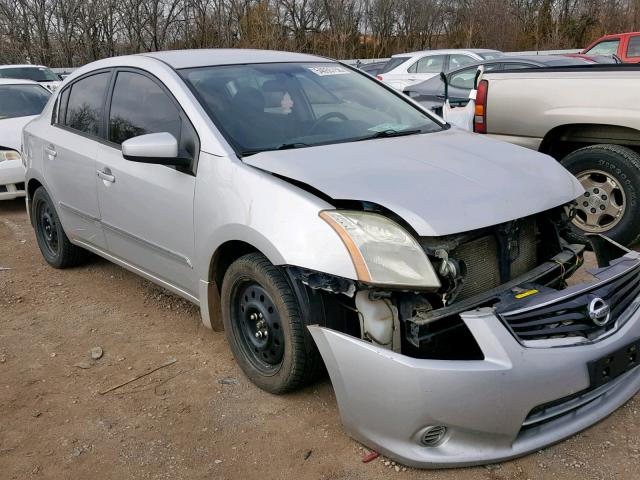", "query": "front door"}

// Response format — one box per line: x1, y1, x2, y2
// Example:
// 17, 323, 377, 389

95, 70, 198, 295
